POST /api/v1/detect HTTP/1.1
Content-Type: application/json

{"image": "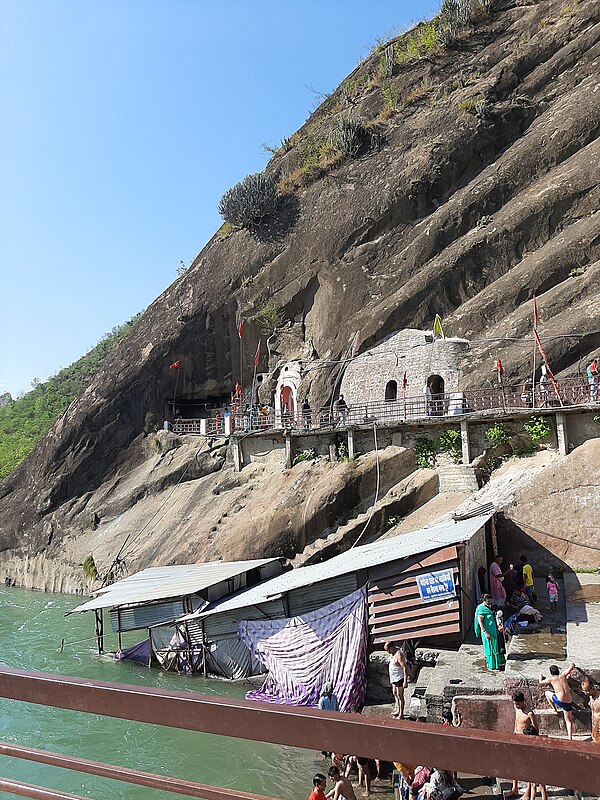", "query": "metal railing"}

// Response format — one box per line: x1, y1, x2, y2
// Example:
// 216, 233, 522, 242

0, 667, 599, 800
166, 378, 598, 437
